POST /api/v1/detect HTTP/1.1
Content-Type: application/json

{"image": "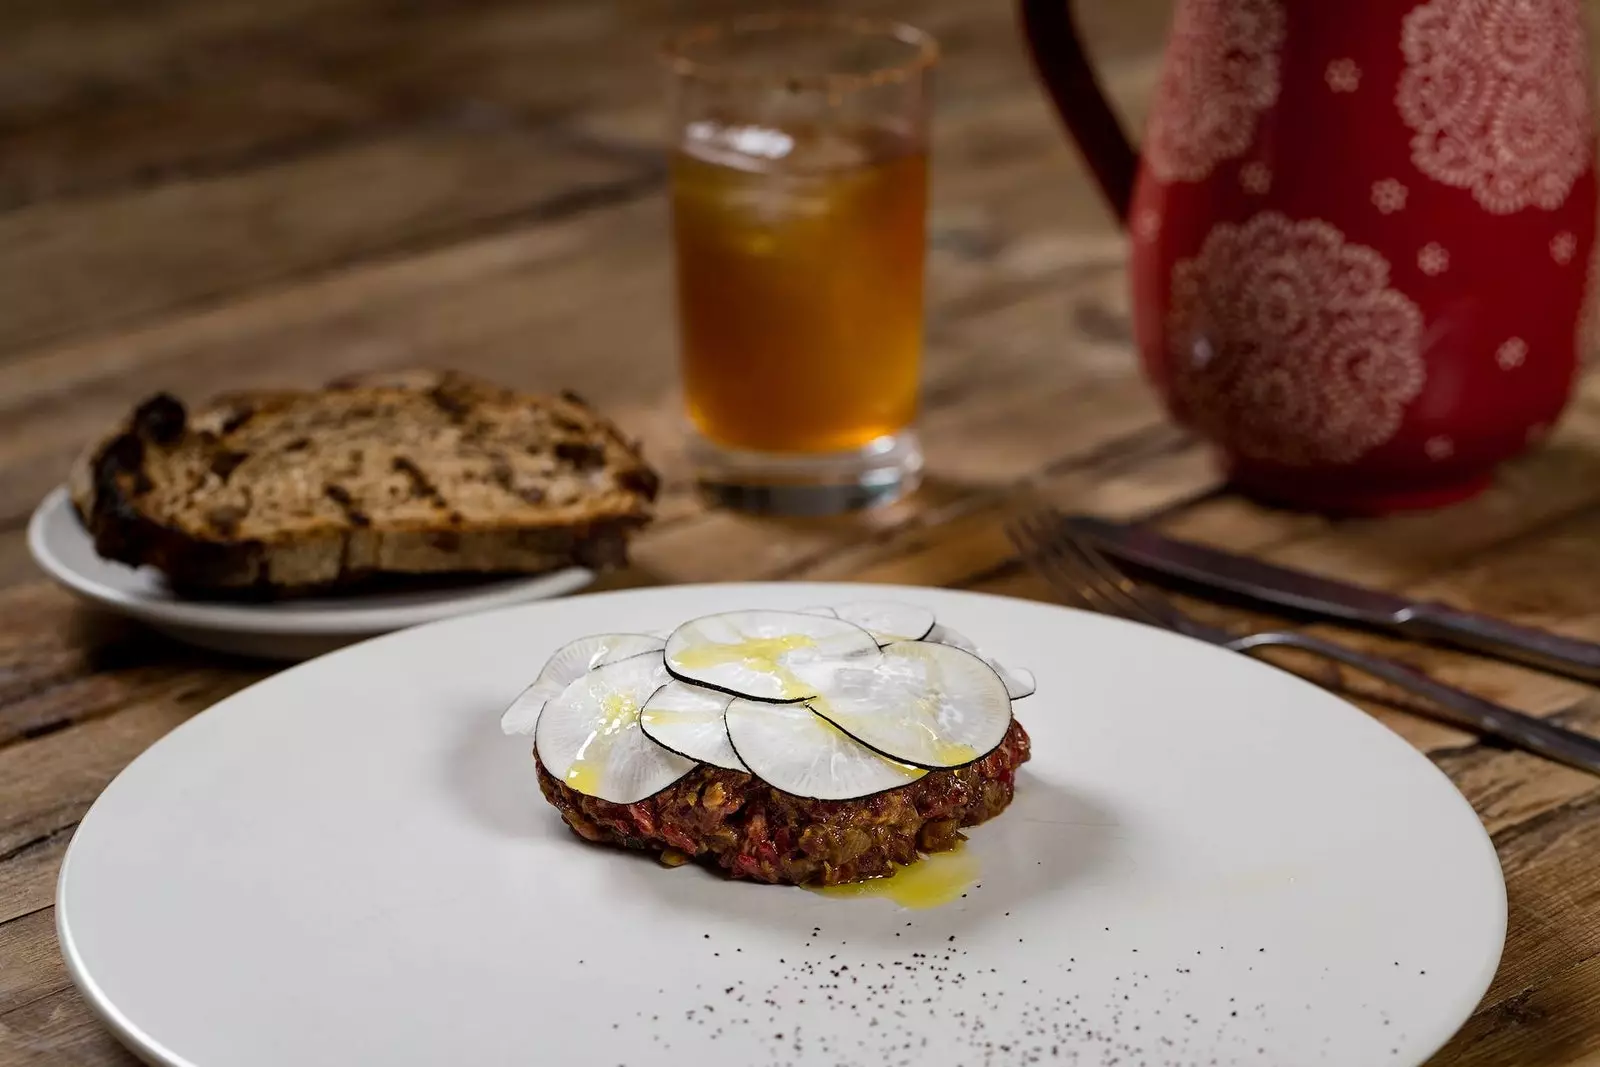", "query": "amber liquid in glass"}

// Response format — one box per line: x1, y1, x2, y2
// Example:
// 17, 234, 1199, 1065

670, 124, 927, 454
